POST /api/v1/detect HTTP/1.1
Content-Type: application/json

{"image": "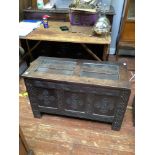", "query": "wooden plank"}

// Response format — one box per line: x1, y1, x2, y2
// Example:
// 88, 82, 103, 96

34, 123, 134, 152
28, 139, 73, 155
72, 144, 112, 155
72, 144, 134, 155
